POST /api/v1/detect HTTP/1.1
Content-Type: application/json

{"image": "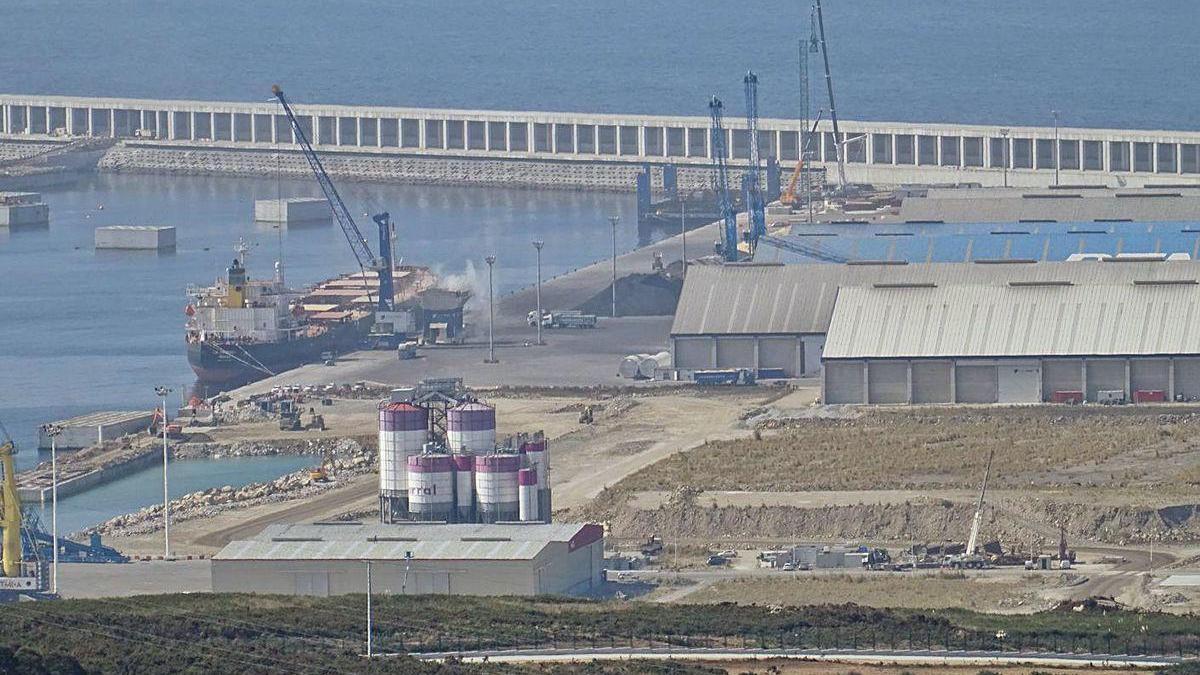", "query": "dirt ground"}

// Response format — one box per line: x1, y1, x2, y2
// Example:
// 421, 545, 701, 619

681, 573, 1062, 612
